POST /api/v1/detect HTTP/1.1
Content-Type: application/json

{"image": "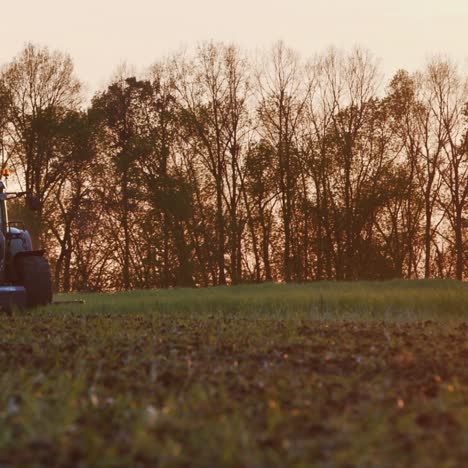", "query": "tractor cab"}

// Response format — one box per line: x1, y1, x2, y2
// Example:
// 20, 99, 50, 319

0, 171, 52, 309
